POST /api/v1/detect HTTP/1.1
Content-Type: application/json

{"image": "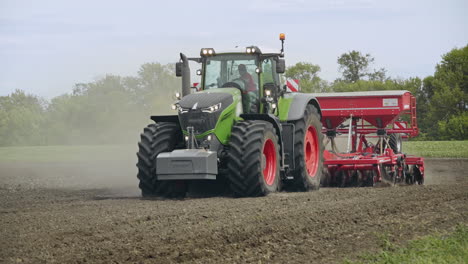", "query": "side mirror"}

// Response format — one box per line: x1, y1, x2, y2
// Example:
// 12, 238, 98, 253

276, 59, 286, 73
175, 62, 183, 77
